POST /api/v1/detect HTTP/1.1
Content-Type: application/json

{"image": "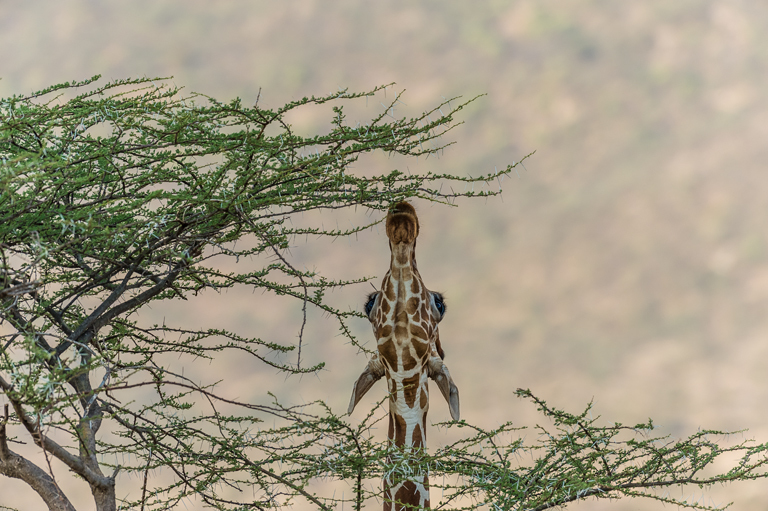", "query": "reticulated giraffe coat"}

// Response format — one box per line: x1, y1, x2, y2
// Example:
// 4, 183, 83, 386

349, 202, 460, 511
